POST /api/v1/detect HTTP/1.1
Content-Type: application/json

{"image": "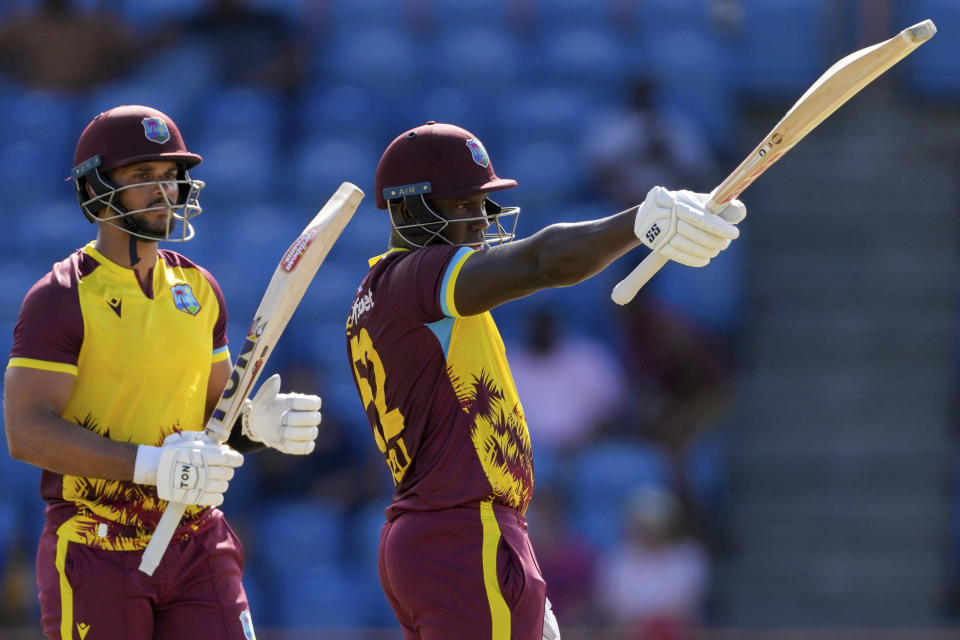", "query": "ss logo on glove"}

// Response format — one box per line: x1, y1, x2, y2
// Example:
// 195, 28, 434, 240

645, 223, 661, 244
